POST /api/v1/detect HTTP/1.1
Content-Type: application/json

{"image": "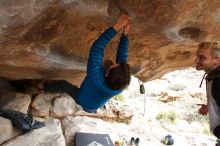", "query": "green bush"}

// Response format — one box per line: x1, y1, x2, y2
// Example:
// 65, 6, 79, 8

113, 94, 125, 101
167, 111, 177, 123
168, 83, 186, 91
203, 126, 211, 135
156, 112, 166, 120
156, 110, 177, 123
